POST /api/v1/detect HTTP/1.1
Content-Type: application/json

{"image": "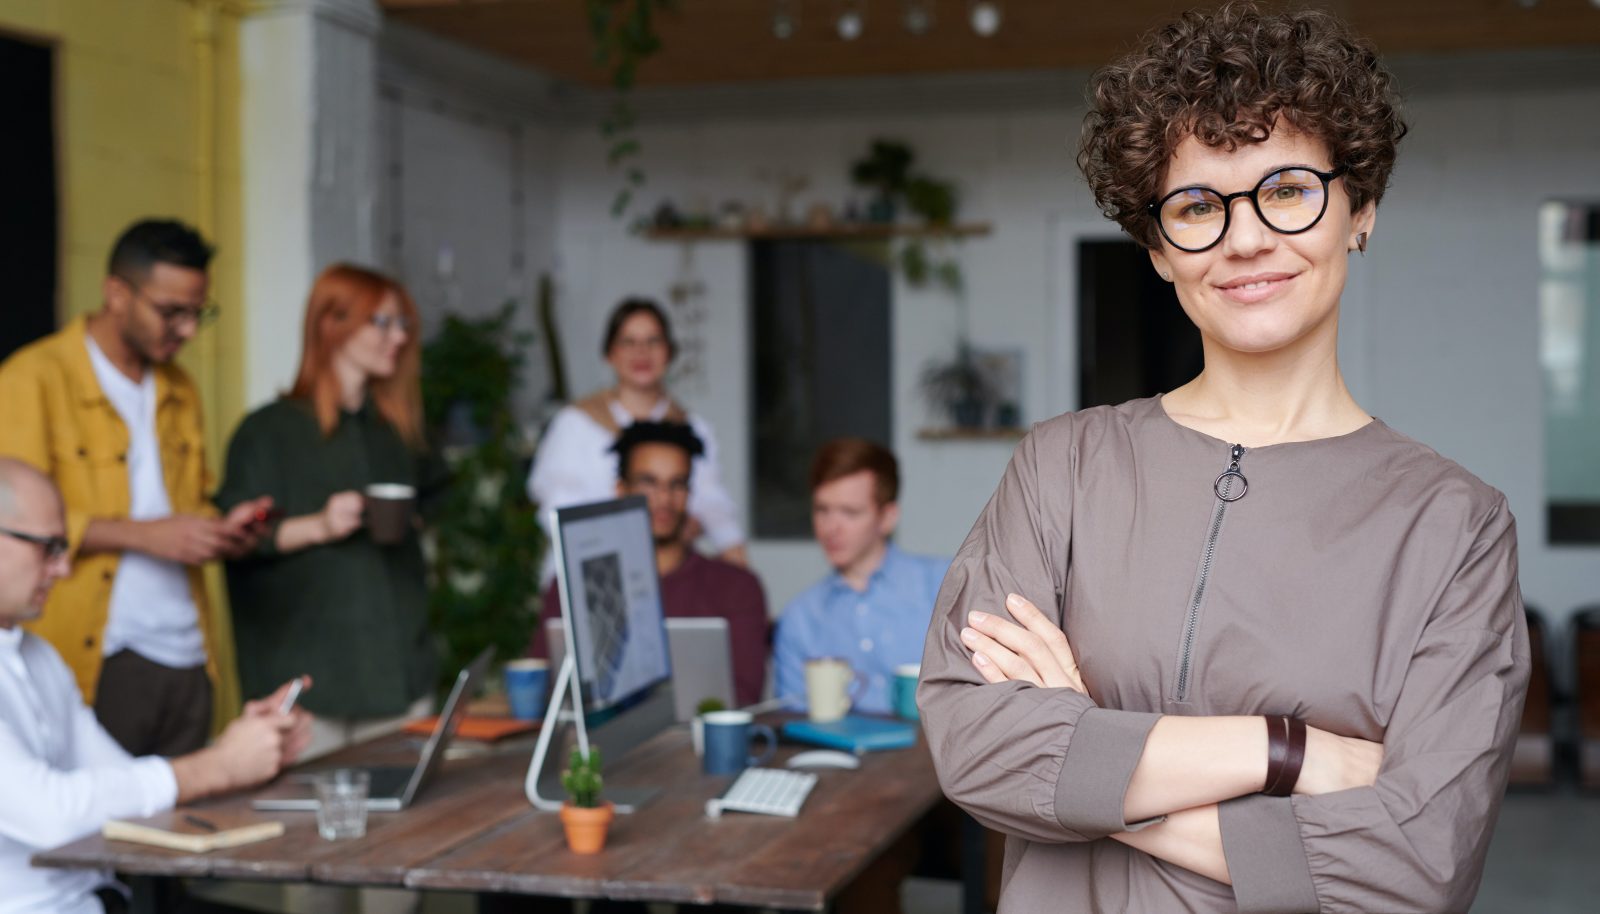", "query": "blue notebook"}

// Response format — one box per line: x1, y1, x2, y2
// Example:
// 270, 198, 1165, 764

781, 715, 918, 753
